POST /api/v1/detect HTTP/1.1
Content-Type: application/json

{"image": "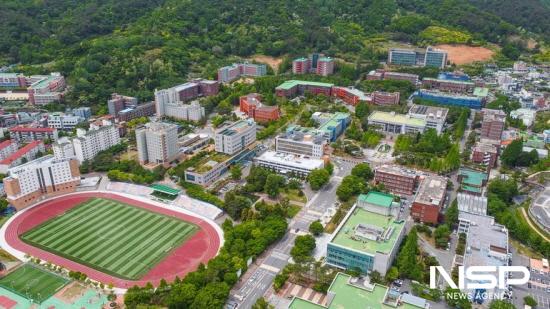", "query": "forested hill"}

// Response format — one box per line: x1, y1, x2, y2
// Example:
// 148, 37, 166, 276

1, 0, 548, 105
